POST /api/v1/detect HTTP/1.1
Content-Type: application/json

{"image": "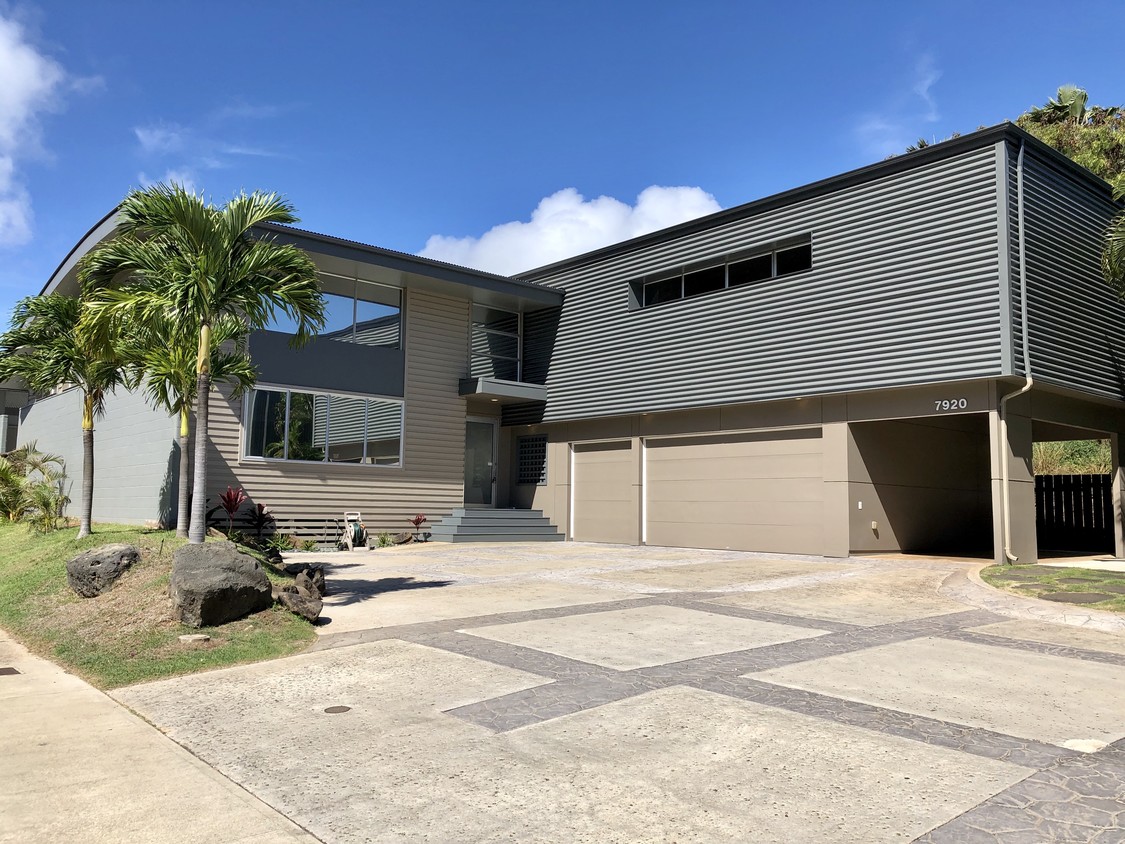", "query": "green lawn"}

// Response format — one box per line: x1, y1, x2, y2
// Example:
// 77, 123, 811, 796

0, 522, 316, 689
980, 563, 1125, 614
